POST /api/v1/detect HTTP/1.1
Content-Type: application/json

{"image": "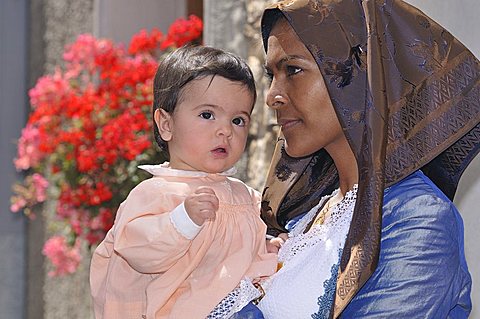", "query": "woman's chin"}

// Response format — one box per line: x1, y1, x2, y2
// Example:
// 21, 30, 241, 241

284, 145, 313, 159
